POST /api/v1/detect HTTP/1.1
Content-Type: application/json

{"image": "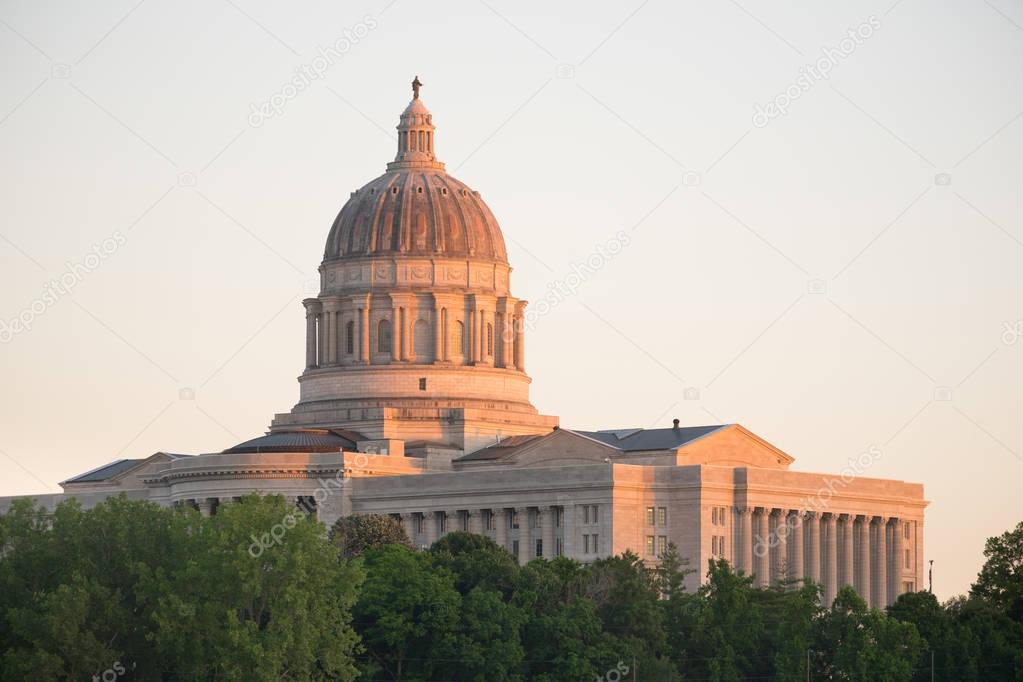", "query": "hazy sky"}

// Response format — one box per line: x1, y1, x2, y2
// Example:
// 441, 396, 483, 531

1, 0, 1021, 600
